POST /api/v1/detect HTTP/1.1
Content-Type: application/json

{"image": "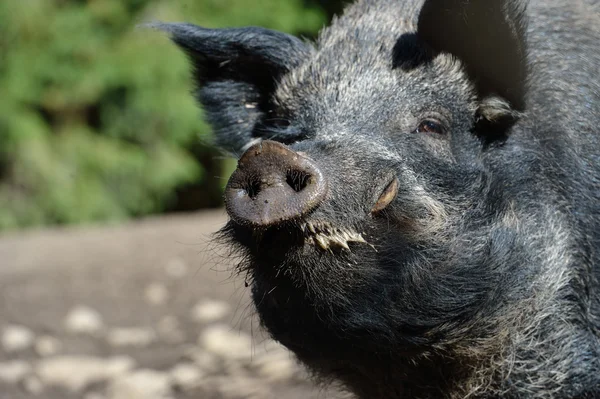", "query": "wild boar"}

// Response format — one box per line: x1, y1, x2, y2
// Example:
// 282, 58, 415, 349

152, 0, 600, 397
